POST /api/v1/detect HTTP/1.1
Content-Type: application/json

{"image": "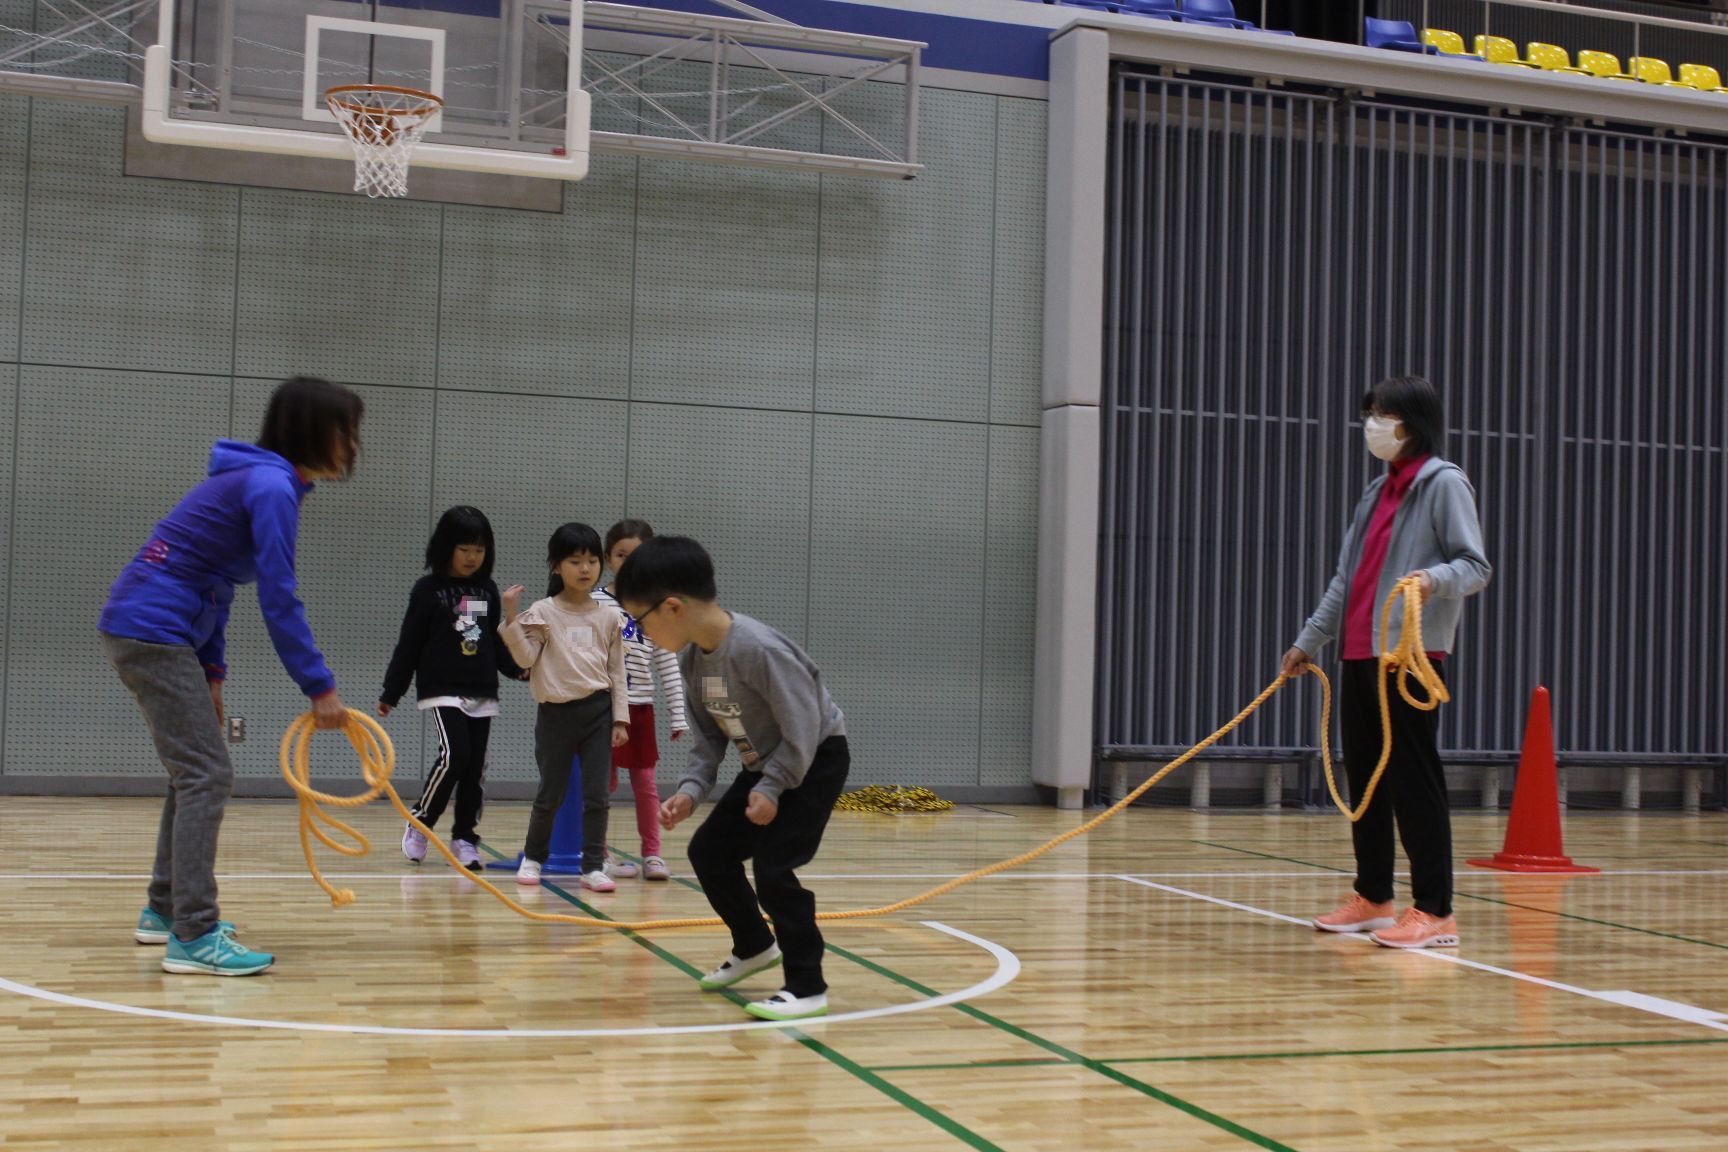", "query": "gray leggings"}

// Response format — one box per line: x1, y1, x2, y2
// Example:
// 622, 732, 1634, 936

103, 633, 232, 942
